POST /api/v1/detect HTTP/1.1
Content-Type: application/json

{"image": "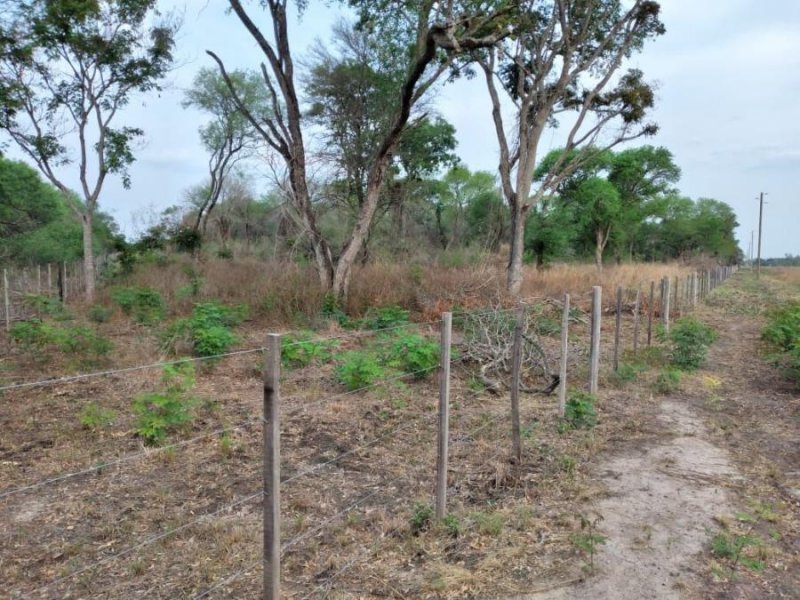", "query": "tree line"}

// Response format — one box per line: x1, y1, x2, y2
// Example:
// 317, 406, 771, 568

1, 0, 741, 303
